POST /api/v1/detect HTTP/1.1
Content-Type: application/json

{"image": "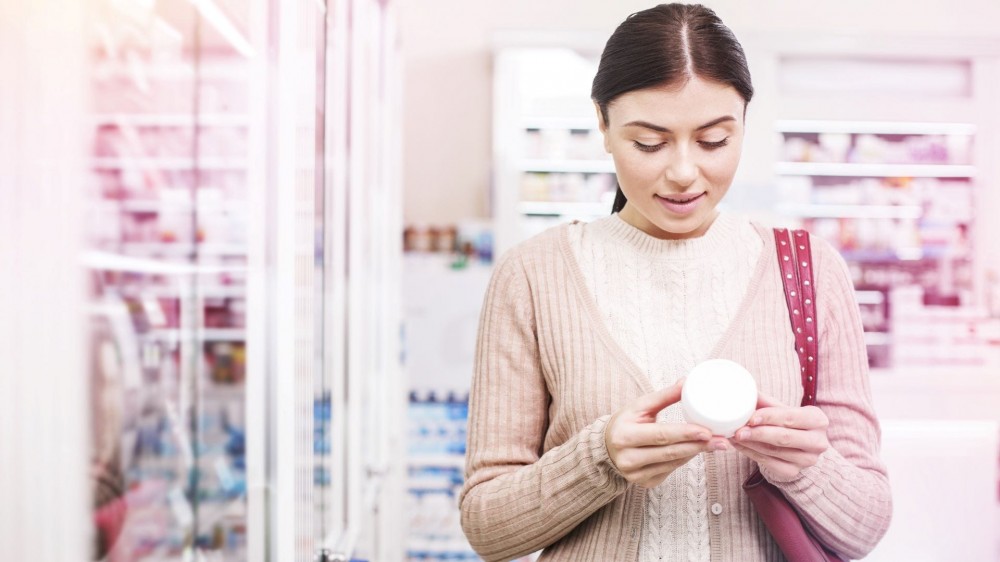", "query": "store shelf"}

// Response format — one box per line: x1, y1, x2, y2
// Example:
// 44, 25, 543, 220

118, 285, 247, 298
101, 200, 248, 214
776, 203, 923, 219
865, 332, 892, 346
93, 157, 248, 170
774, 120, 977, 136
775, 162, 975, 178
518, 201, 609, 216
93, 114, 250, 127
408, 454, 466, 470
518, 159, 615, 174
121, 243, 247, 257
93, 60, 249, 81
840, 247, 952, 263
203, 383, 246, 401
856, 290, 887, 305
82, 250, 247, 274
147, 328, 247, 342
521, 117, 597, 131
